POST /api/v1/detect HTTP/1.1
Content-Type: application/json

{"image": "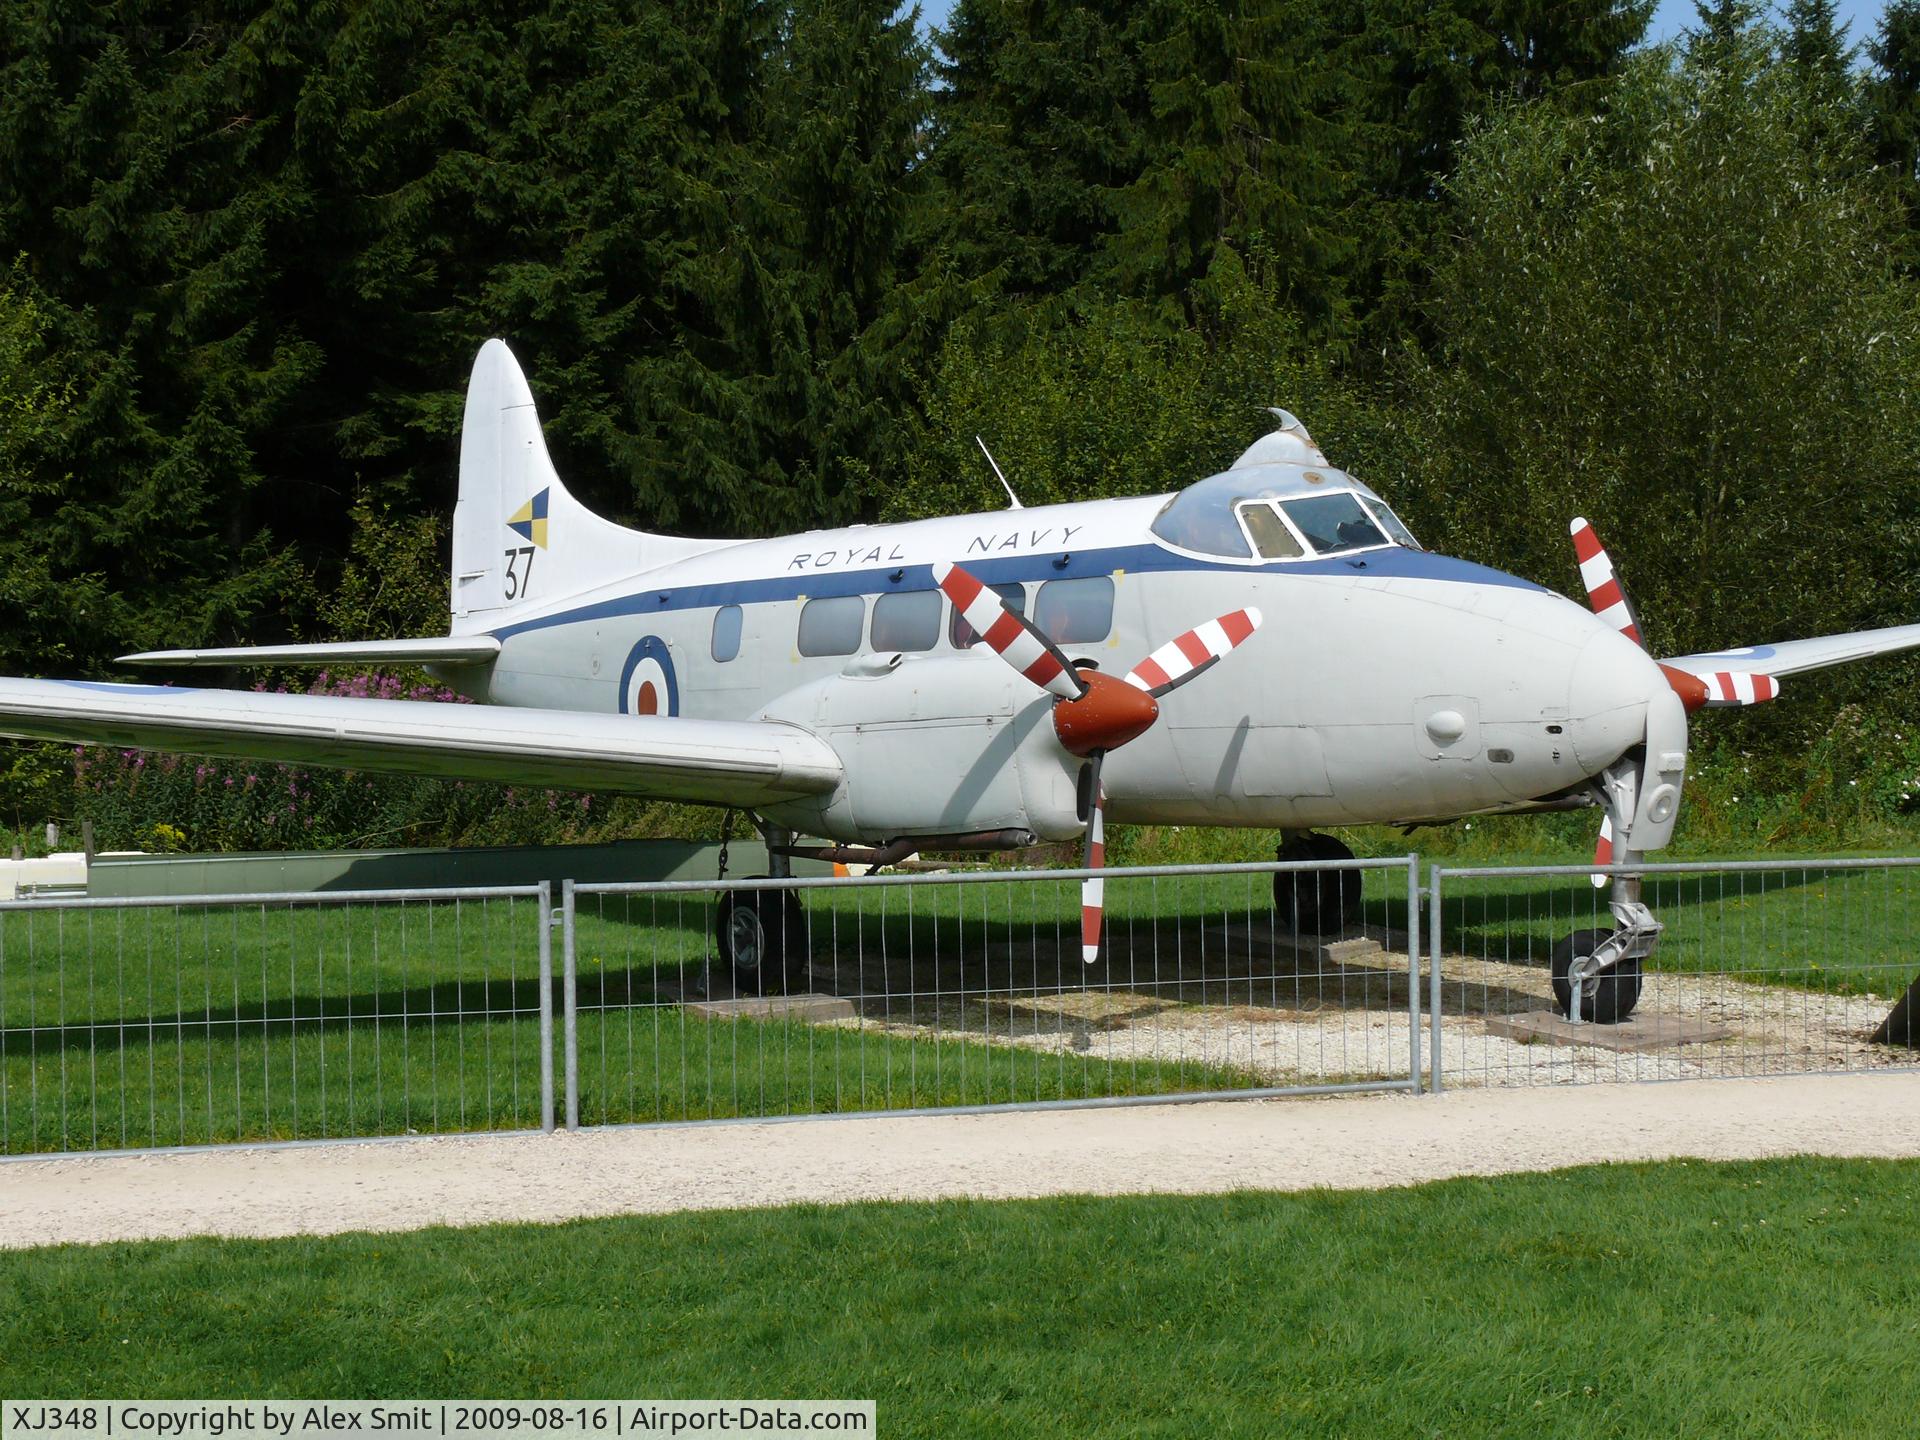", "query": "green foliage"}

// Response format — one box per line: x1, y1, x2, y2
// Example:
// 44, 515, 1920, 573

891, 274, 1356, 521
0, 1, 932, 678
310, 493, 444, 645
932, 0, 1649, 345
1867, 0, 1920, 247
